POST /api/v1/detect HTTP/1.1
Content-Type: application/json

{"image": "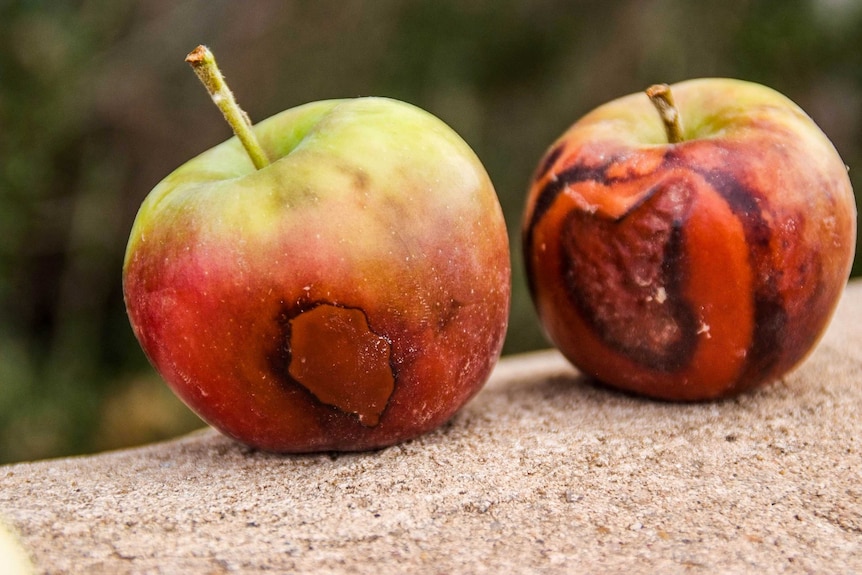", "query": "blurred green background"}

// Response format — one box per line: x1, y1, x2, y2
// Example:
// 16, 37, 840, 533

1, 0, 860, 464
